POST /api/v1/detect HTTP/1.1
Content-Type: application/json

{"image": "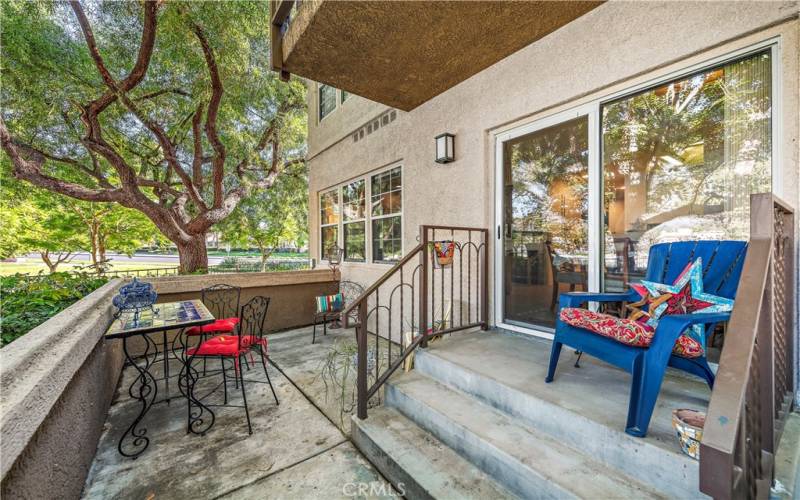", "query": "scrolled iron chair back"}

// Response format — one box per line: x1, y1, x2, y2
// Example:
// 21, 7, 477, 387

201, 284, 241, 320
339, 281, 365, 308
237, 296, 270, 349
